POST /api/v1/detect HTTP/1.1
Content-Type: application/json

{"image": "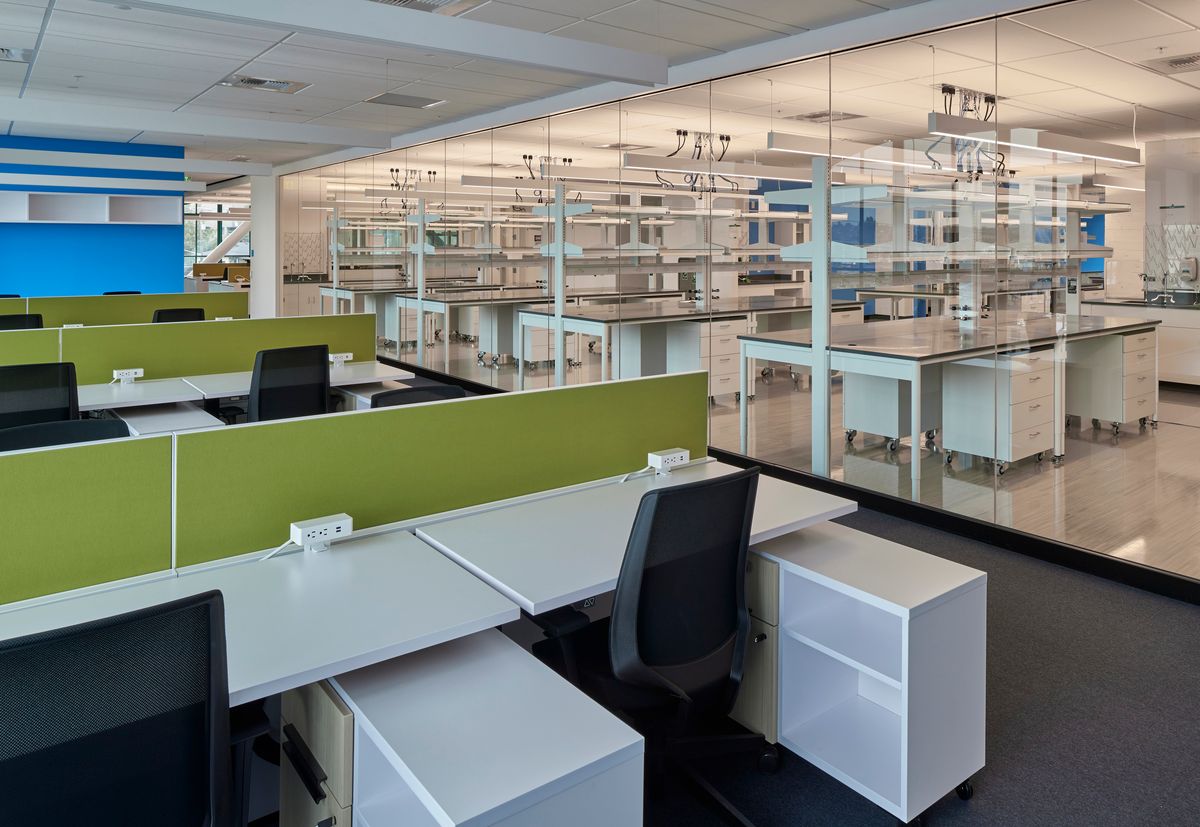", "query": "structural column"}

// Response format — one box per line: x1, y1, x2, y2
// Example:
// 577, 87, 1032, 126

248, 175, 278, 318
